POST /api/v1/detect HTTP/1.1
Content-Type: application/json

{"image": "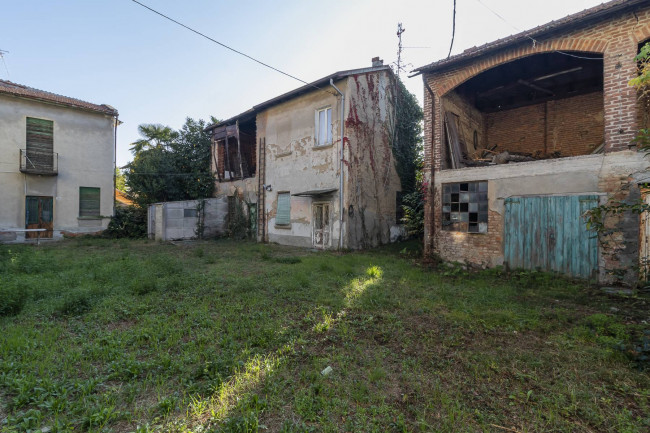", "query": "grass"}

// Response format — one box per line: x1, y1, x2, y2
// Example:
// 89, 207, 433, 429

0, 238, 648, 432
